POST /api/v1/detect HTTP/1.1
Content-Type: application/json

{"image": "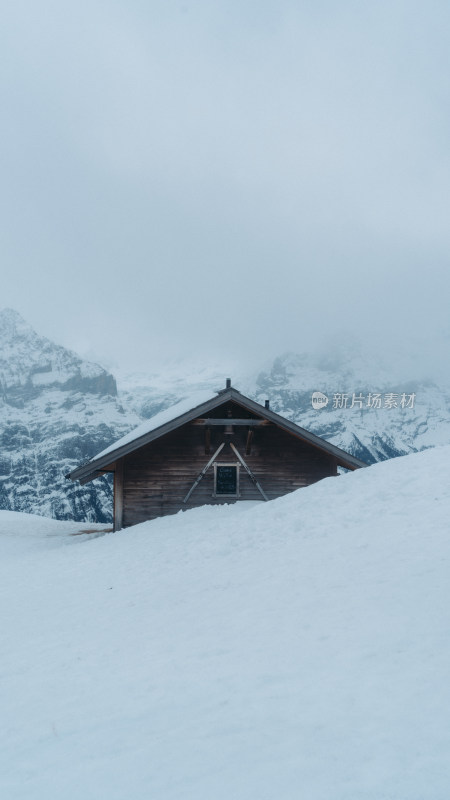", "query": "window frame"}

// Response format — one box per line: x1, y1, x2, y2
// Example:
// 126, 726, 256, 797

213, 462, 240, 498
